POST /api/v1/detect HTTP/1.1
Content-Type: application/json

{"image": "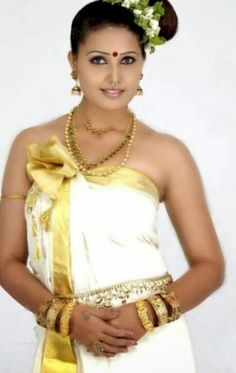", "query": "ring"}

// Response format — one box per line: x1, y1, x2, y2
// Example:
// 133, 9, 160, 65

89, 340, 105, 354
